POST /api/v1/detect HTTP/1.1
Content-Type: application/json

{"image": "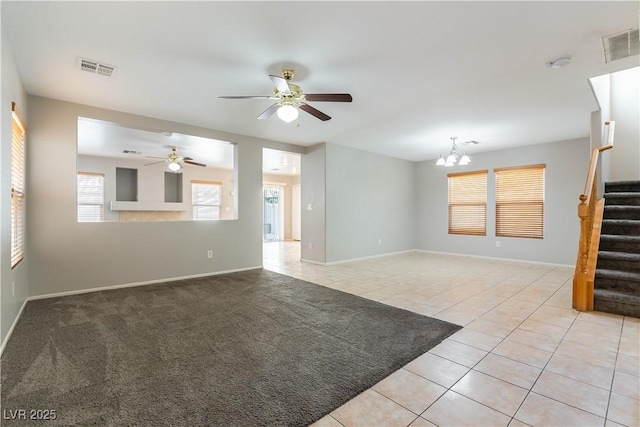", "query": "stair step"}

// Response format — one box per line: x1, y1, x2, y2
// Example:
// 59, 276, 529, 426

605, 181, 640, 193
597, 251, 640, 273
603, 205, 640, 220
594, 289, 640, 317
599, 235, 640, 253
594, 269, 640, 295
604, 193, 640, 206
601, 219, 640, 236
